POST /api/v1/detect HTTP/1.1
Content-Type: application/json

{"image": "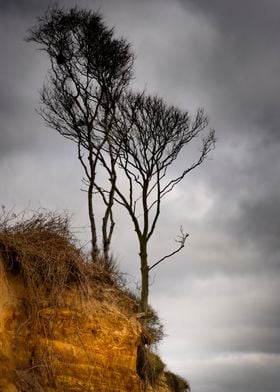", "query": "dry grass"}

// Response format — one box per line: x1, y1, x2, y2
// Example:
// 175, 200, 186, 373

0, 208, 185, 391
0, 209, 135, 390
0, 209, 118, 310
